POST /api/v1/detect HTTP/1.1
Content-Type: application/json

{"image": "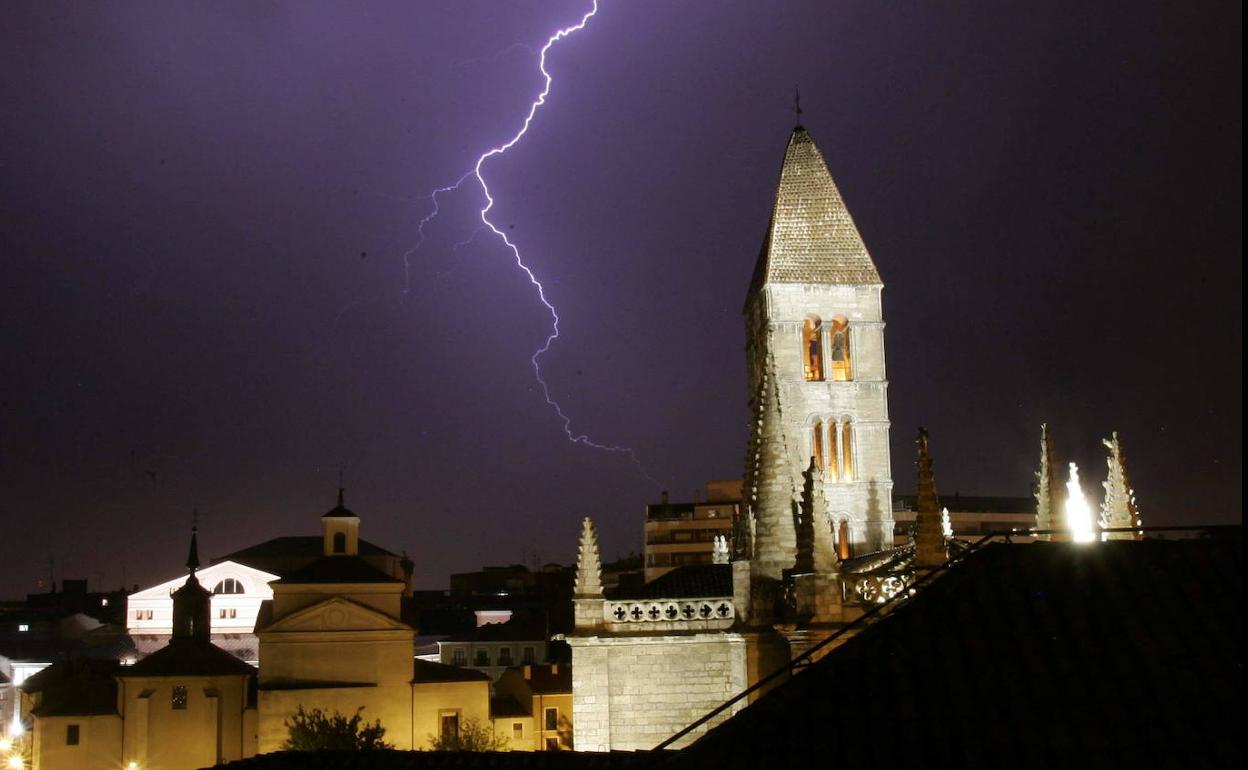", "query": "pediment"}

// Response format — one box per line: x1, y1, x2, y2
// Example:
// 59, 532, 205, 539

129, 560, 280, 600
263, 597, 410, 633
